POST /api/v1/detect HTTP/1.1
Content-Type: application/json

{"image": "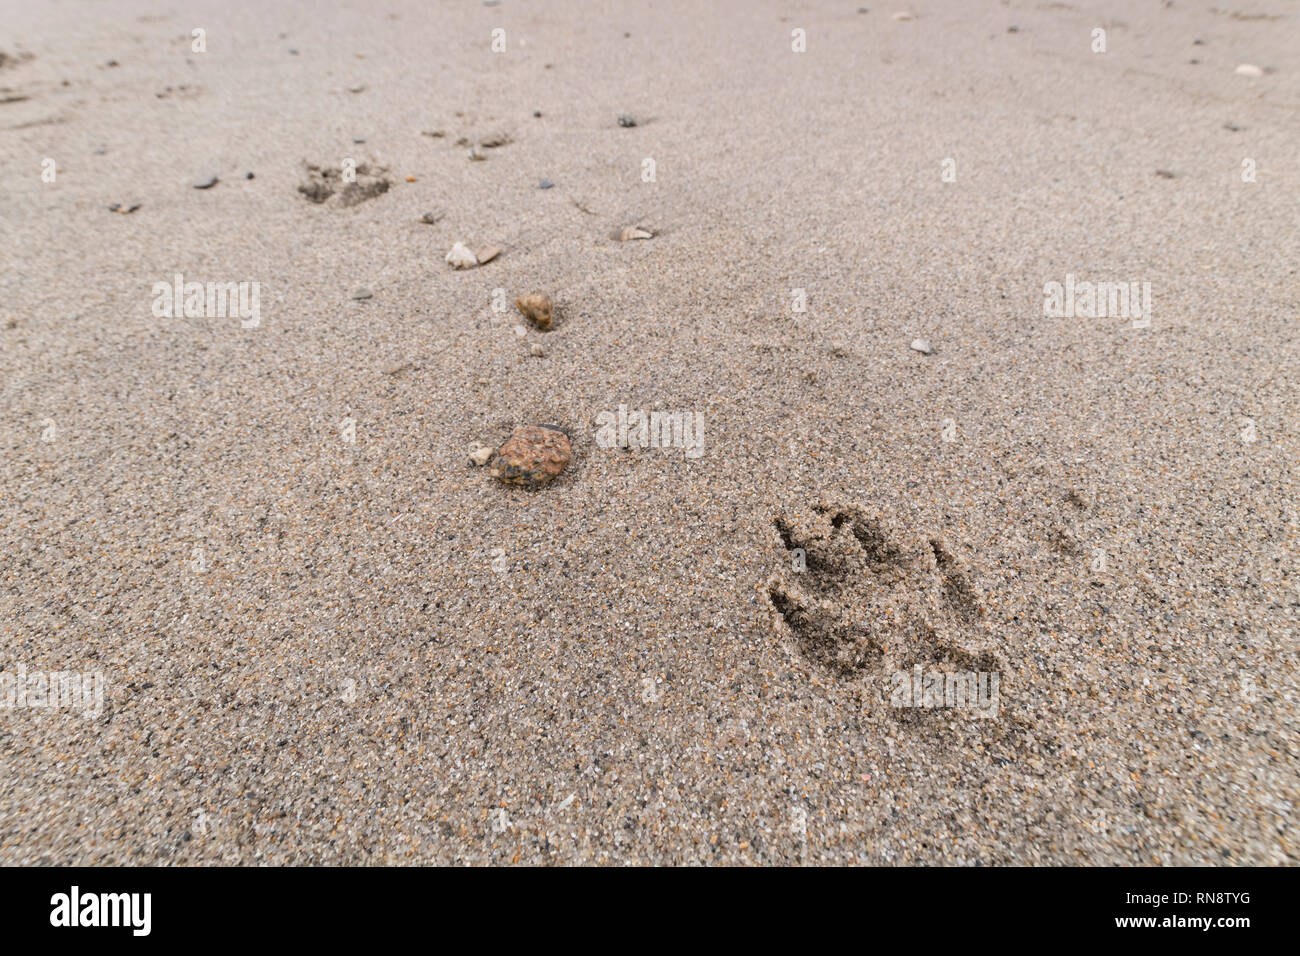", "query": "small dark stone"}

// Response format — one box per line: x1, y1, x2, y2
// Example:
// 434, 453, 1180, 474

539, 178, 554, 189
245, 171, 255, 179
193, 173, 219, 189
617, 114, 637, 128
533, 110, 542, 117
